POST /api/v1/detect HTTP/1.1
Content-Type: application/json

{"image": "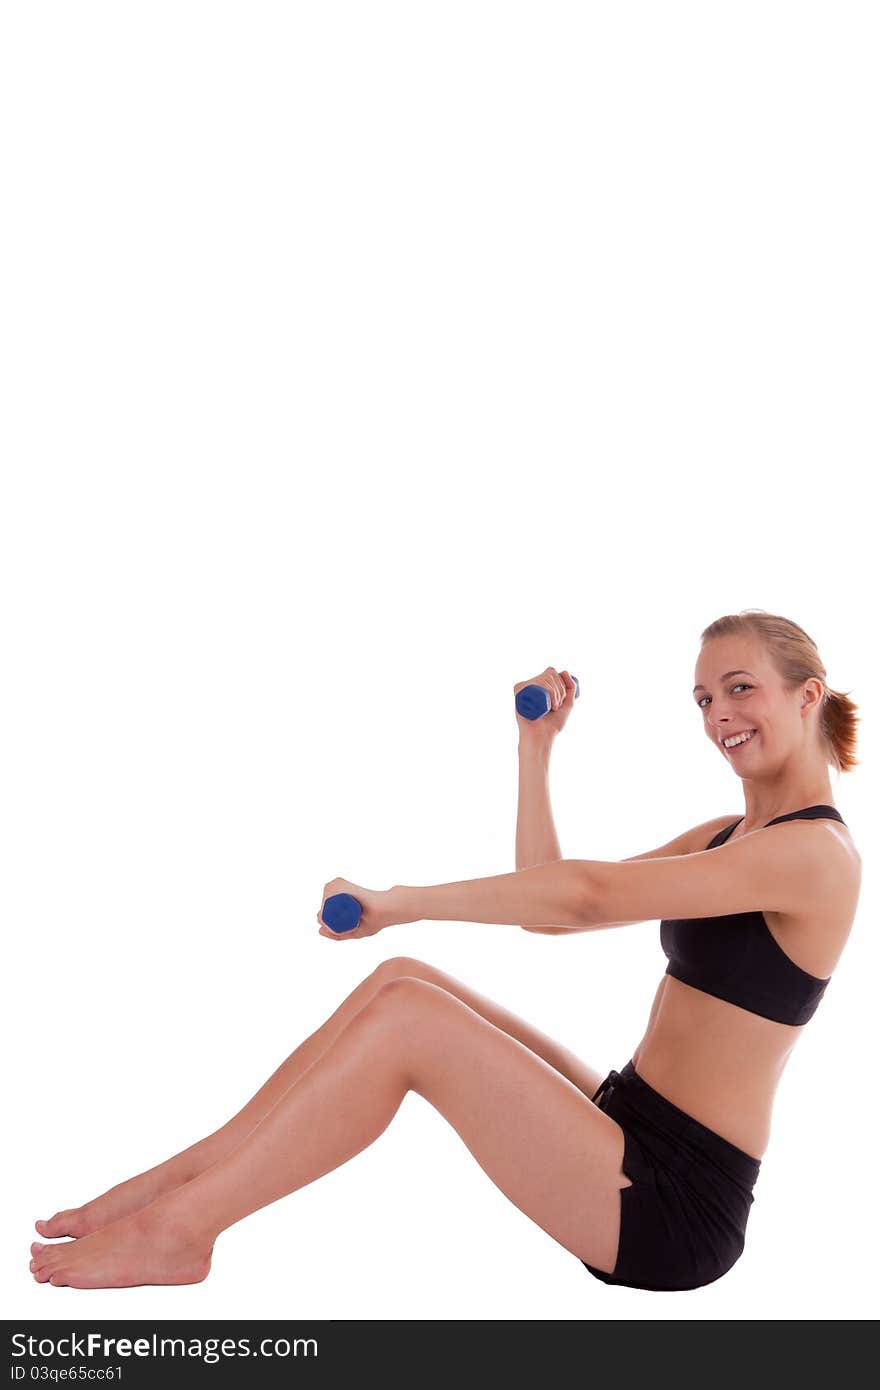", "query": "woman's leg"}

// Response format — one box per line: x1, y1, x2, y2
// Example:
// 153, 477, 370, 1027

30, 976, 630, 1289
37, 956, 605, 1238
